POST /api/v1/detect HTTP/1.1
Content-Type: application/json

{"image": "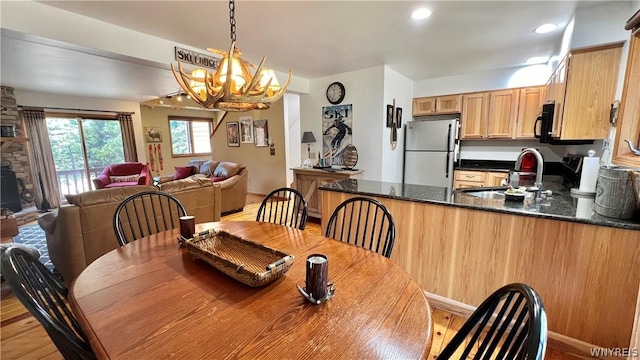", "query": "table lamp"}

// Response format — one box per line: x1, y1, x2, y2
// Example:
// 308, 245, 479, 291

301, 131, 317, 161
